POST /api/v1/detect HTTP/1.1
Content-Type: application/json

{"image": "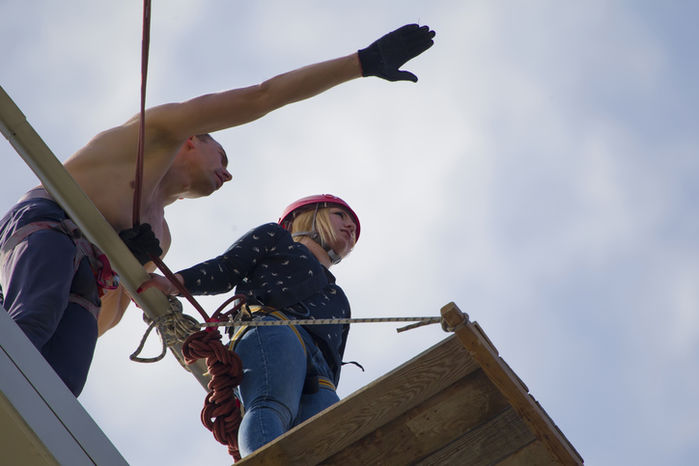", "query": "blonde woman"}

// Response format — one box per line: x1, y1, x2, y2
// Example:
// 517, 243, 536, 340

140, 194, 359, 456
